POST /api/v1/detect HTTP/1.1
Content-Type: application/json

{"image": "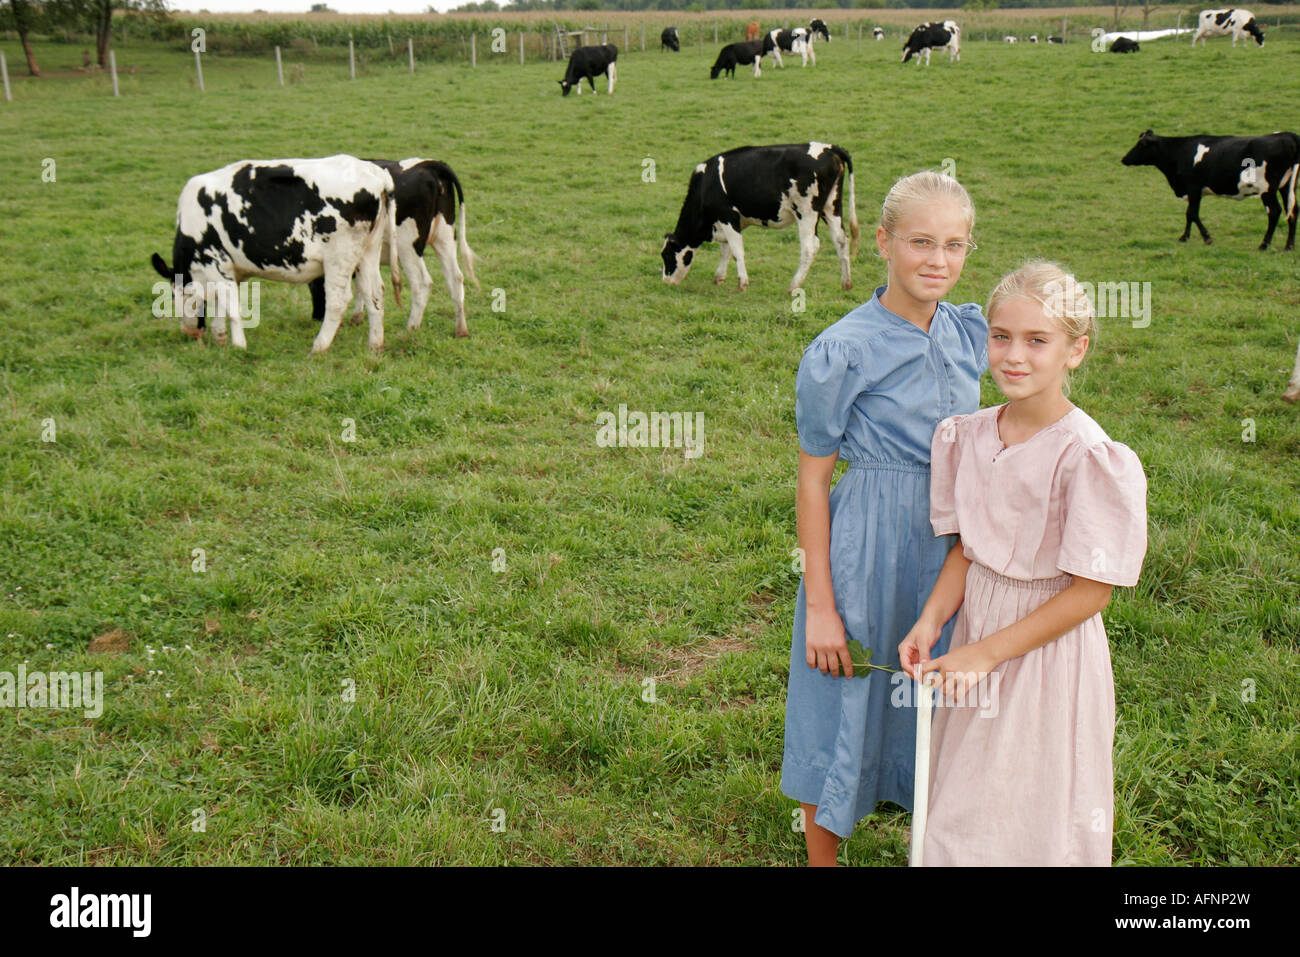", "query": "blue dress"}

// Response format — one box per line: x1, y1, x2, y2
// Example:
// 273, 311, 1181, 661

781, 285, 988, 840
